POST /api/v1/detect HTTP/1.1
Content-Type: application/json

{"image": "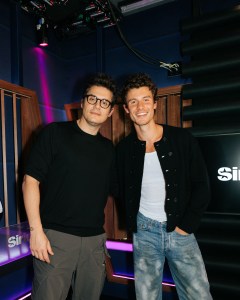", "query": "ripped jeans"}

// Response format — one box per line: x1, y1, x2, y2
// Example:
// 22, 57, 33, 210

133, 212, 212, 300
